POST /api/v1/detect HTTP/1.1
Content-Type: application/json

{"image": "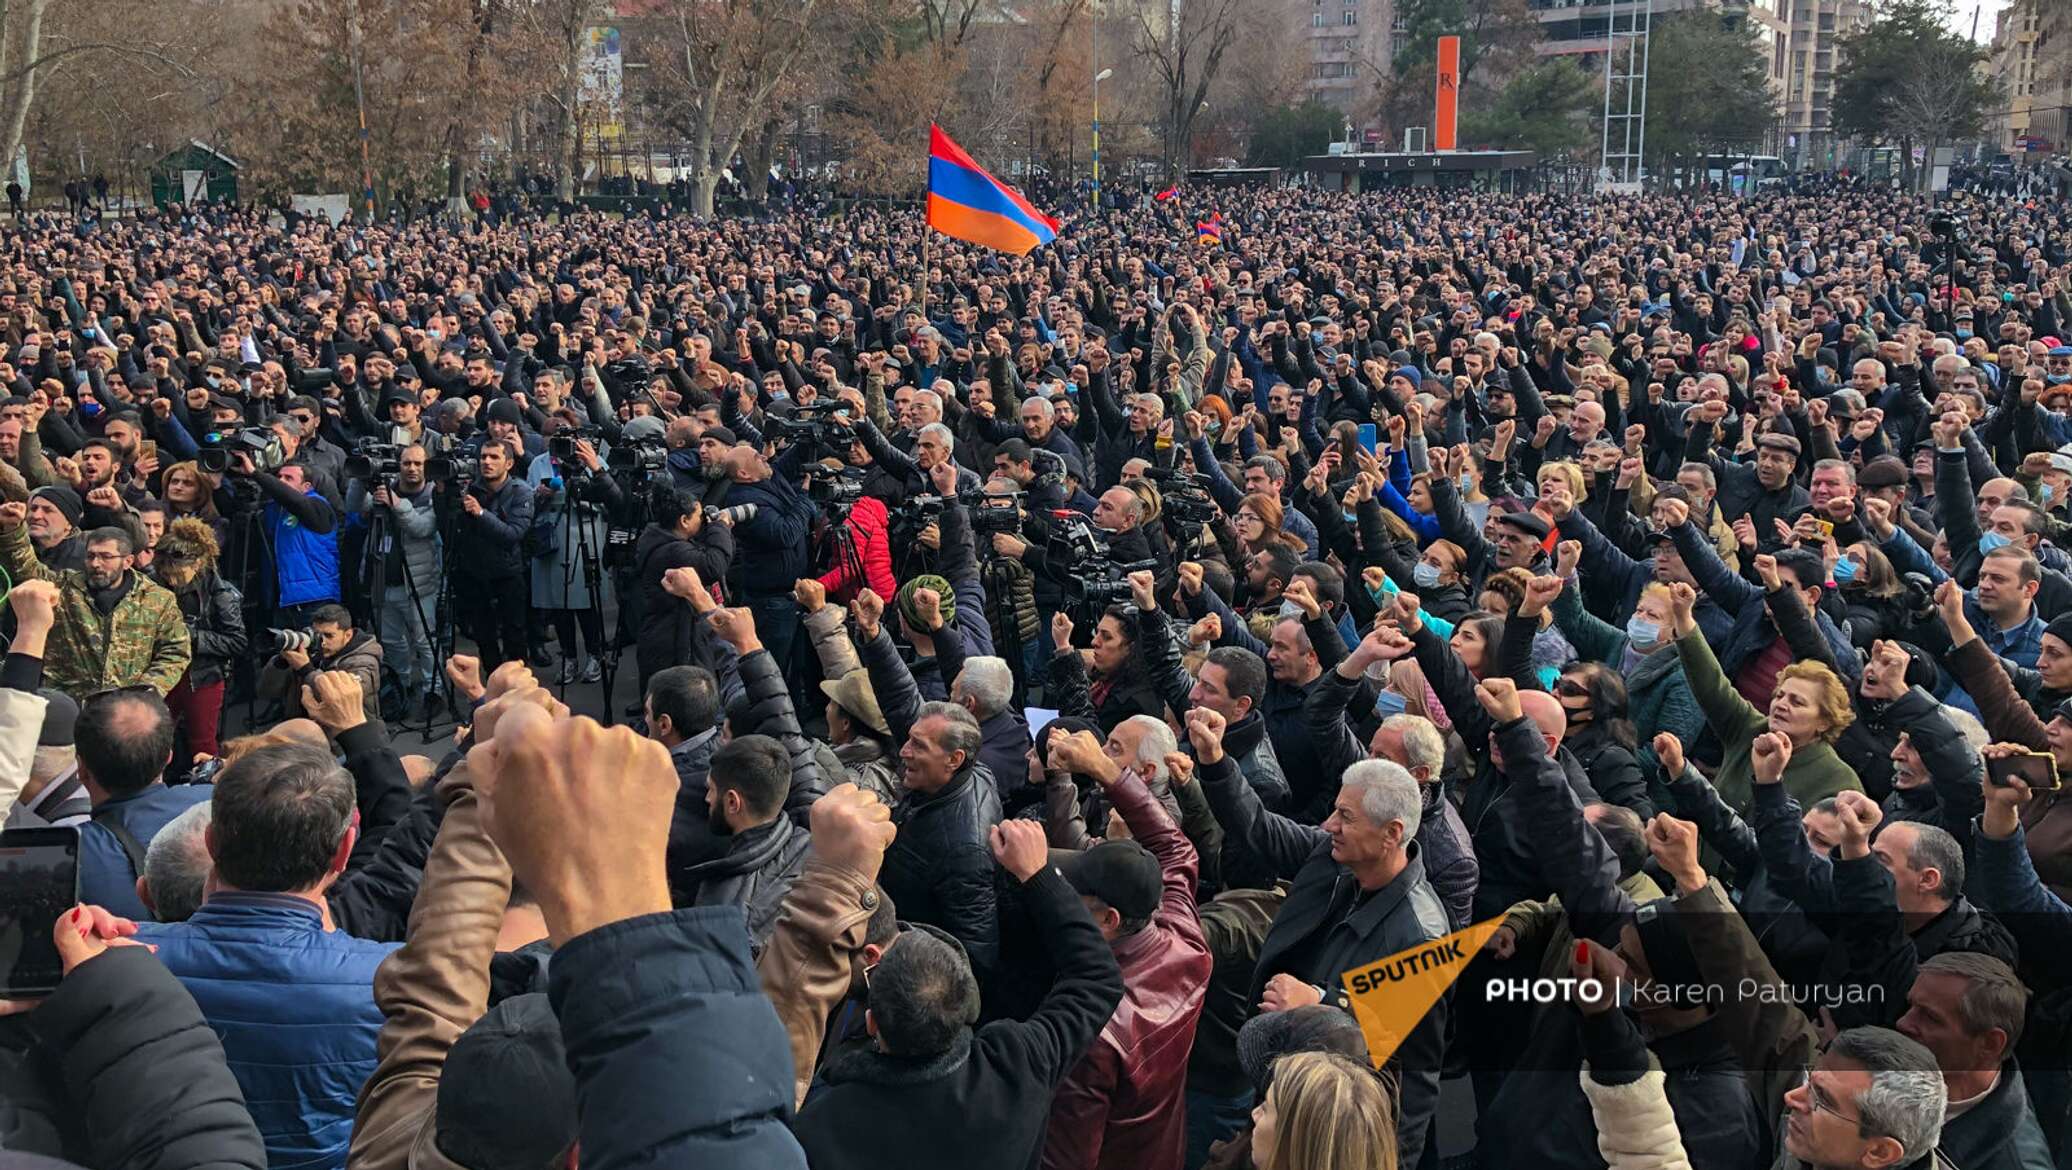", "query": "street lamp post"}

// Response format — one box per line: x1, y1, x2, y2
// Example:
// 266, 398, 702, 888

1092, 56, 1113, 213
